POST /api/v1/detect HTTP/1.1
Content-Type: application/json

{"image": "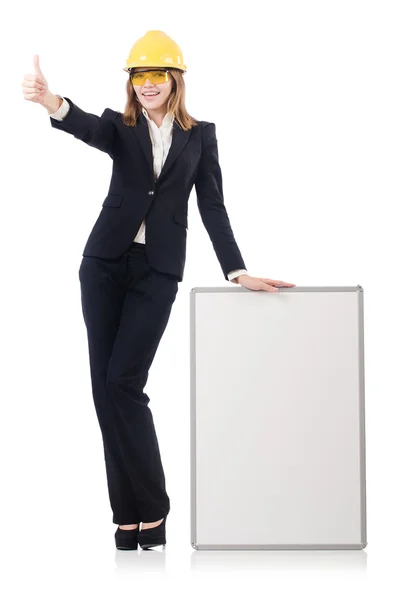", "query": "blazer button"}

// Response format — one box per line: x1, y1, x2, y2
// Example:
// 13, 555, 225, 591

148, 190, 154, 195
